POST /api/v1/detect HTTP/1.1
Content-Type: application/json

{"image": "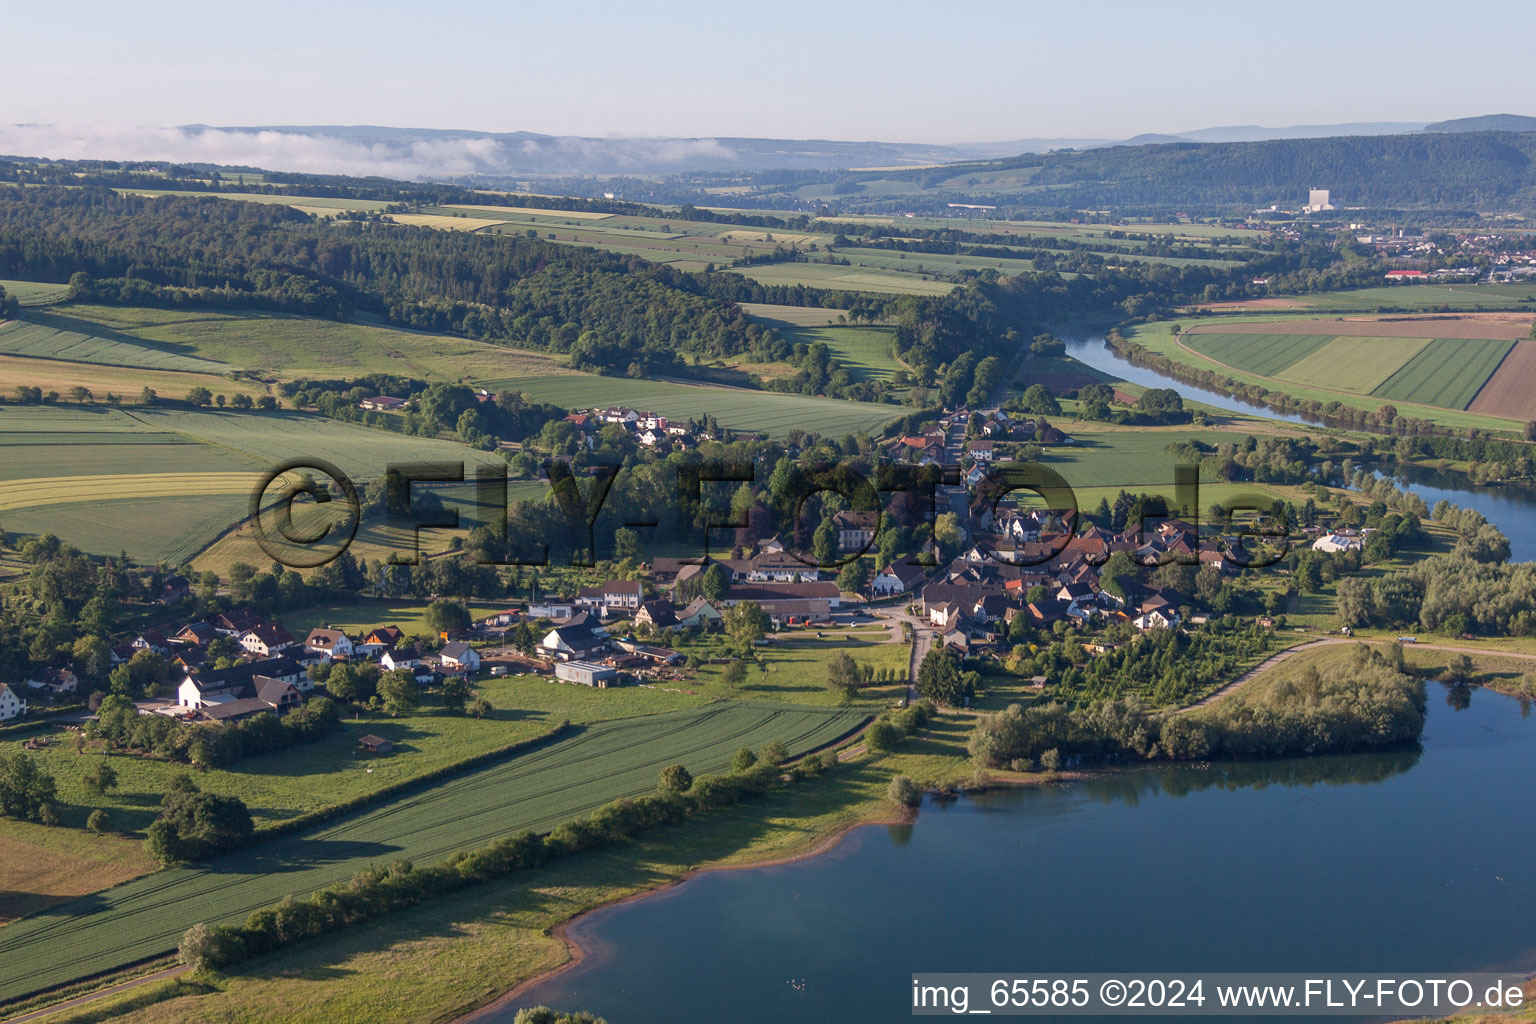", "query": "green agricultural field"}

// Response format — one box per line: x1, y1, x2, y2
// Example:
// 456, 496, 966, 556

0, 316, 235, 373
737, 302, 849, 326
476, 372, 901, 438
34, 305, 570, 382
1030, 424, 1236, 495
827, 247, 1037, 279
0, 701, 867, 1003
780, 324, 904, 382
1285, 283, 1536, 311
1179, 331, 1333, 377
1369, 337, 1516, 409
728, 261, 955, 295
680, 634, 912, 706
1277, 336, 1429, 393
0, 406, 505, 563
0, 279, 72, 306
